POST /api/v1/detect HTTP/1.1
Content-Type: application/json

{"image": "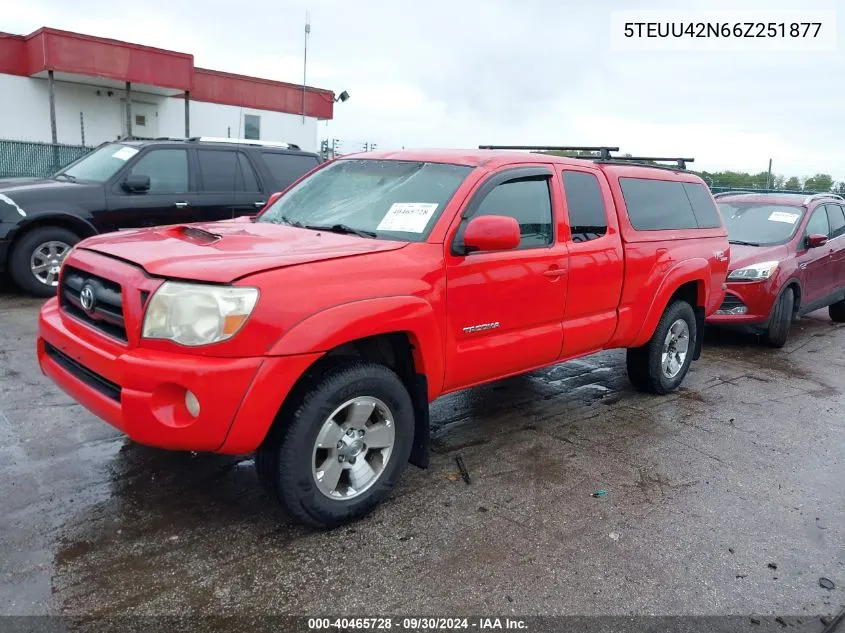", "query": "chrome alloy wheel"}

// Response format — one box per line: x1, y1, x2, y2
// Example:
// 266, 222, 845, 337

661, 318, 690, 379
311, 396, 396, 500
30, 240, 71, 287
